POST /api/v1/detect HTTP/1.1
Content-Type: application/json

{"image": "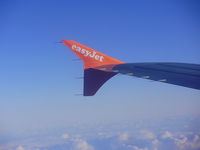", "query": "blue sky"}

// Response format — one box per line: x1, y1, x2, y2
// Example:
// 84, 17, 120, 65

0, 0, 200, 139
